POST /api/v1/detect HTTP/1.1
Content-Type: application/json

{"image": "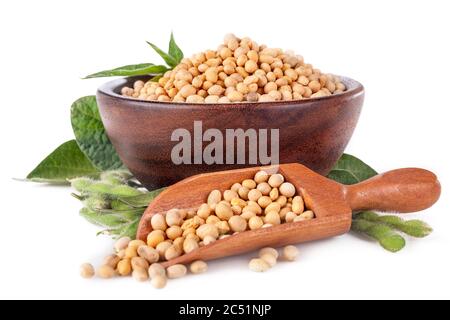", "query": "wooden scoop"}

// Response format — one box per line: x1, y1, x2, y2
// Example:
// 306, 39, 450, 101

136, 164, 440, 267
